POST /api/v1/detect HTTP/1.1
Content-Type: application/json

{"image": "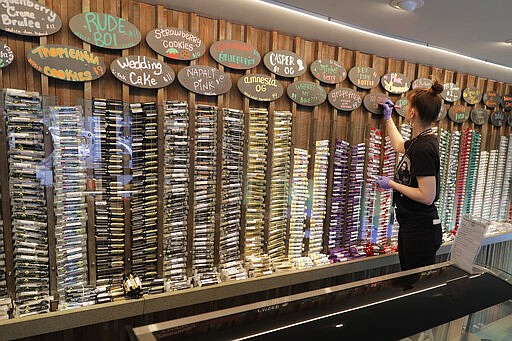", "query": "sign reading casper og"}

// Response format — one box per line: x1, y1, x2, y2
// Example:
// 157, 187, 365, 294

27, 44, 106, 82
69, 12, 141, 49
111, 55, 175, 89
0, 0, 62, 36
